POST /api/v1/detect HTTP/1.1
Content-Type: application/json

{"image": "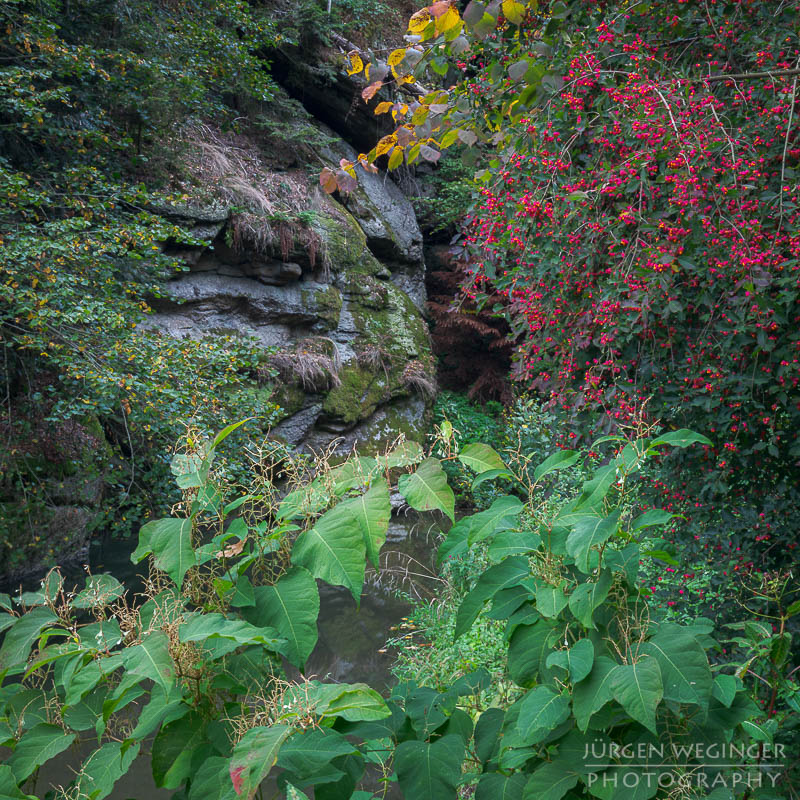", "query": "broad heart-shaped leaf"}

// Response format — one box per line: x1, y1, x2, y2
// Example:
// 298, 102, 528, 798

507, 620, 558, 687
566, 510, 621, 573
0, 764, 37, 799
276, 728, 357, 785
546, 637, 594, 683
6, 723, 76, 781
152, 712, 208, 789
535, 581, 568, 618
467, 495, 524, 546
300, 682, 391, 722
533, 449, 580, 481
522, 759, 580, 800
630, 509, 677, 533
229, 724, 290, 800
640, 629, 712, 709
476, 773, 528, 799
455, 556, 530, 638
291, 502, 366, 602
516, 686, 571, 744
382, 439, 424, 468
132, 517, 195, 587
488, 529, 541, 562
712, 674, 738, 708
0, 606, 58, 675
610, 658, 663, 734
71, 574, 124, 609
572, 656, 617, 731
75, 741, 140, 800
245, 567, 319, 668
568, 569, 612, 629
458, 443, 507, 473
121, 630, 174, 693
179, 612, 284, 659
395, 734, 465, 800
188, 757, 238, 800
437, 517, 471, 565
397, 458, 455, 522
649, 429, 712, 449
341, 480, 391, 567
